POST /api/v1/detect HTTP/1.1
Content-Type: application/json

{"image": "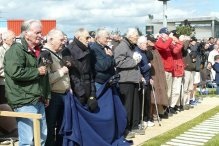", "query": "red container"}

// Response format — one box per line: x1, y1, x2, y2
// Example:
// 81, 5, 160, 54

41, 20, 56, 36
7, 20, 24, 36
7, 19, 56, 36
